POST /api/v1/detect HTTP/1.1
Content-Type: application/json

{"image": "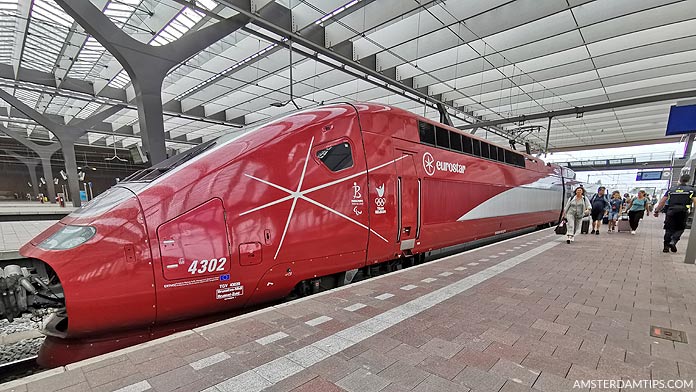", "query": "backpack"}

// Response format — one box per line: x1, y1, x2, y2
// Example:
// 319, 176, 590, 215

590, 194, 606, 210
